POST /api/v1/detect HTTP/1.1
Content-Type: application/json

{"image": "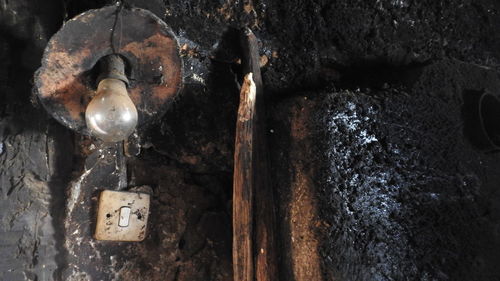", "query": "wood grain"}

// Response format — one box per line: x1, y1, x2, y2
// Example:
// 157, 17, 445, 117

238, 28, 280, 281
233, 73, 257, 281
